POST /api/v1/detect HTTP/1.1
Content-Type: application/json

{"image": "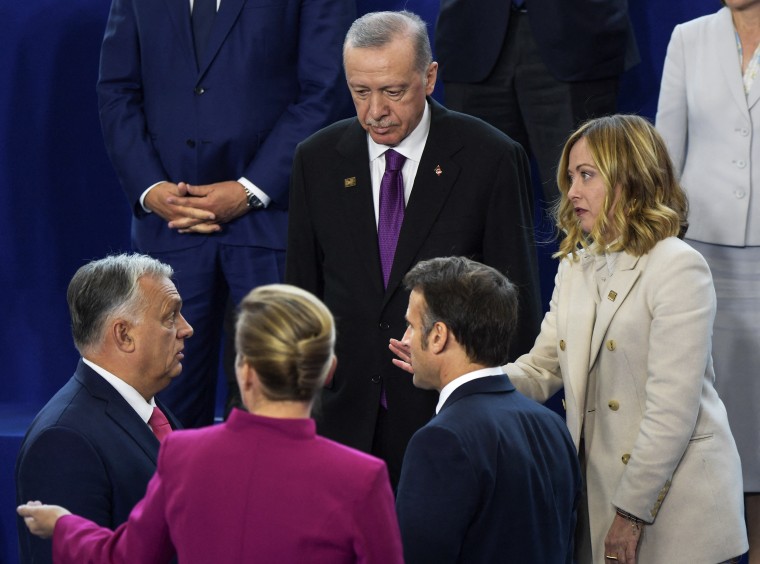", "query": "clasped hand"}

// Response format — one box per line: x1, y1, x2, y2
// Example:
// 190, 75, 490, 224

145, 181, 249, 234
